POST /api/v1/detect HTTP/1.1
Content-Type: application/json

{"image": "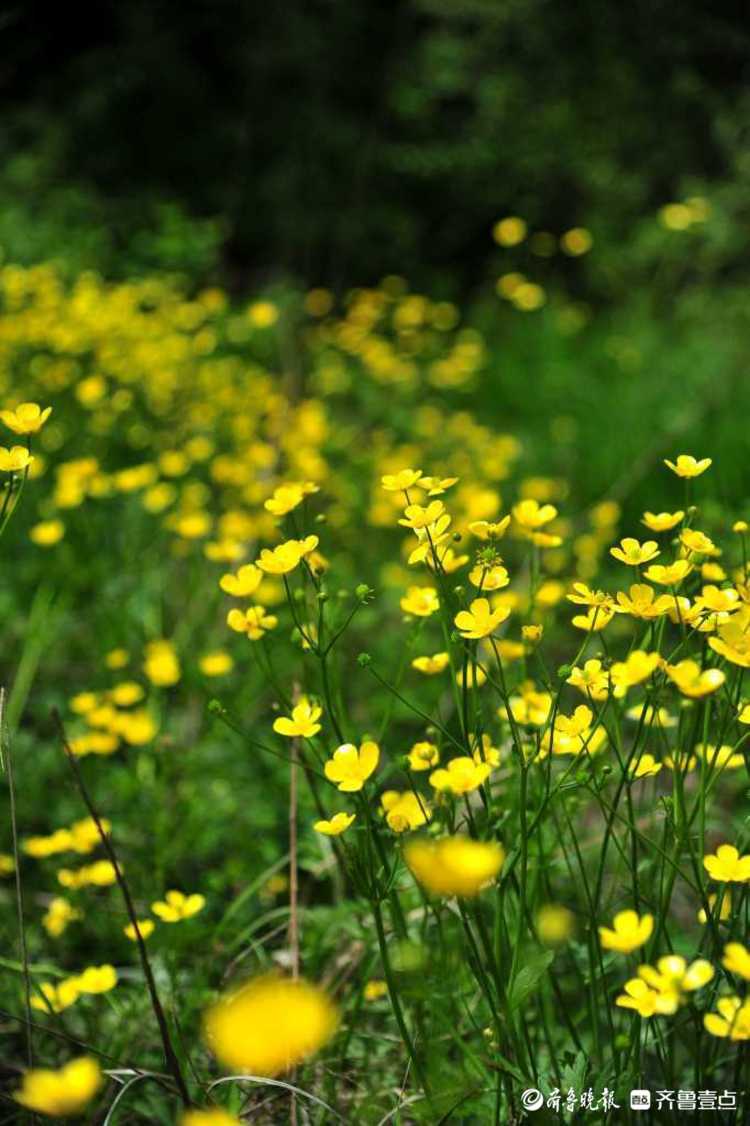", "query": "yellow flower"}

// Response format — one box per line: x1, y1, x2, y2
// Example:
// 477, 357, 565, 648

566, 659, 610, 701
31, 979, 81, 1014
571, 605, 615, 632
599, 910, 654, 954
419, 475, 458, 496
522, 624, 543, 643
0, 402, 52, 435
400, 586, 439, 617
151, 890, 206, 922
641, 510, 684, 532
124, 919, 155, 941
200, 651, 234, 677
696, 743, 744, 771
610, 650, 660, 693
537, 904, 575, 946
313, 812, 356, 836
381, 468, 422, 492
0, 445, 34, 472
381, 790, 431, 832
181, 1110, 241, 1126
399, 500, 446, 530
468, 517, 511, 540
363, 979, 388, 1001
698, 892, 731, 924
566, 582, 613, 608
643, 560, 692, 585
665, 660, 725, 698
615, 978, 670, 1018
203, 975, 339, 1075
256, 536, 318, 575
219, 563, 262, 597
664, 454, 712, 478
630, 754, 662, 779
75, 965, 118, 994
492, 216, 527, 246
58, 860, 117, 888
324, 742, 379, 791
30, 519, 65, 546
680, 528, 717, 556
143, 639, 181, 687
14, 1057, 101, 1117
42, 898, 81, 937
408, 741, 440, 770
468, 564, 509, 591
512, 498, 557, 529
723, 942, 750, 981
227, 605, 278, 640
704, 844, 750, 883
273, 697, 322, 738
429, 756, 491, 794
472, 733, 501, 767
454, 597, 509, 639
709, 617, 750, 667
0, 852, 15, 876
411, 653, 449, 675
404, 836, 504, 898
704, 996, 750, 1040
264, 481, 318, 516
610, 538, 660, 566
615, 584, 673, 619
